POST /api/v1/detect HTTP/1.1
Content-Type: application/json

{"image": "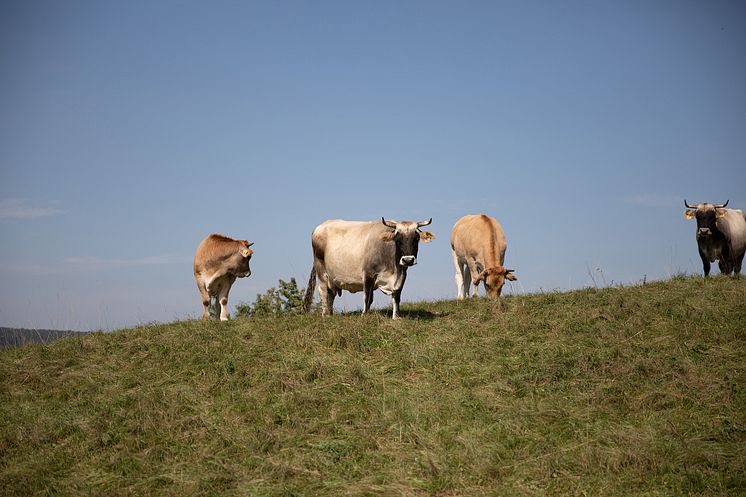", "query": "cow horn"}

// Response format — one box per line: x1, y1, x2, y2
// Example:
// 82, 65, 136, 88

714, 200, 729, 209
684, 200, 696, 209
382, 218, 398, 229
417, 218, 432, 228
